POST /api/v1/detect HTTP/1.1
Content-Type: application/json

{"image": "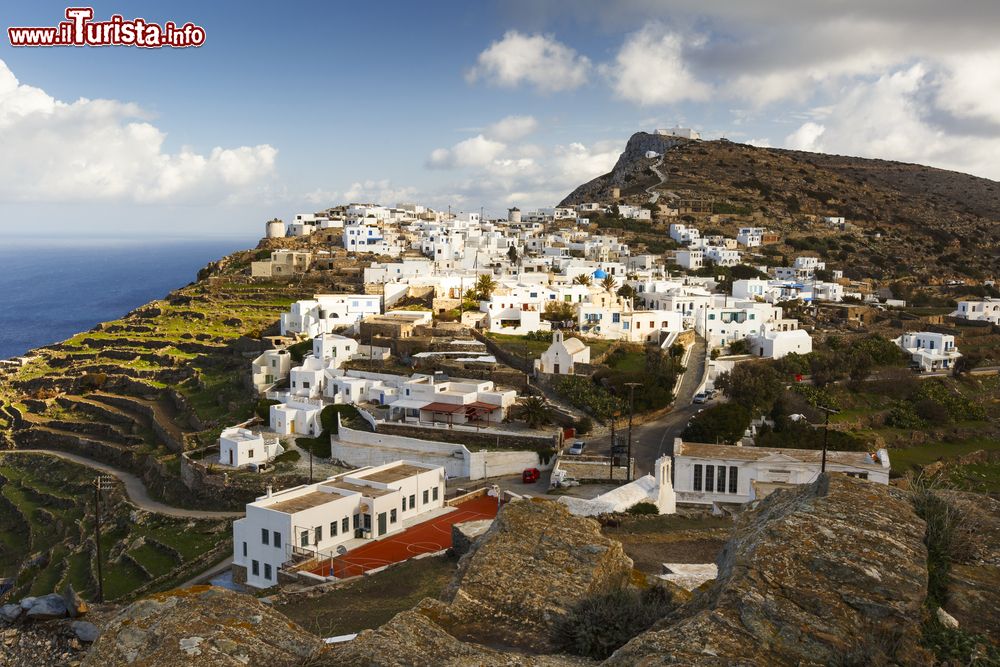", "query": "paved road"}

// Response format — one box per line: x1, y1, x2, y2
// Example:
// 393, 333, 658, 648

646, 153, 667, 204
1, 449, 242, 519
589, 336, 708, 476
